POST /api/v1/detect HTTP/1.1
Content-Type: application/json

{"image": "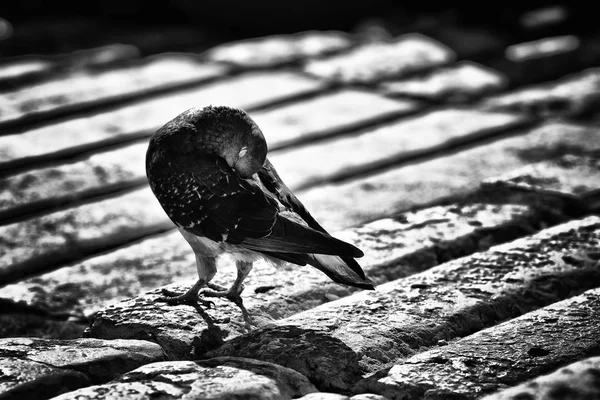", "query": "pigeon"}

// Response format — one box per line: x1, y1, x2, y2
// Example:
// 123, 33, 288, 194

145, 105, 374, 324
